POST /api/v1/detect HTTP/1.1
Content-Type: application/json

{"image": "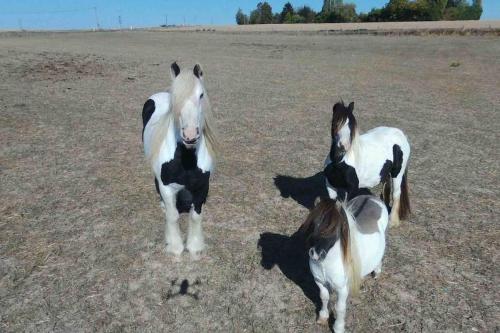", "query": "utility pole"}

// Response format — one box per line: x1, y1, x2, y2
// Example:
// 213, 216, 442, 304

93, 7, 100, 30
118, 15, 122, 30
165, 14, 168, 26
